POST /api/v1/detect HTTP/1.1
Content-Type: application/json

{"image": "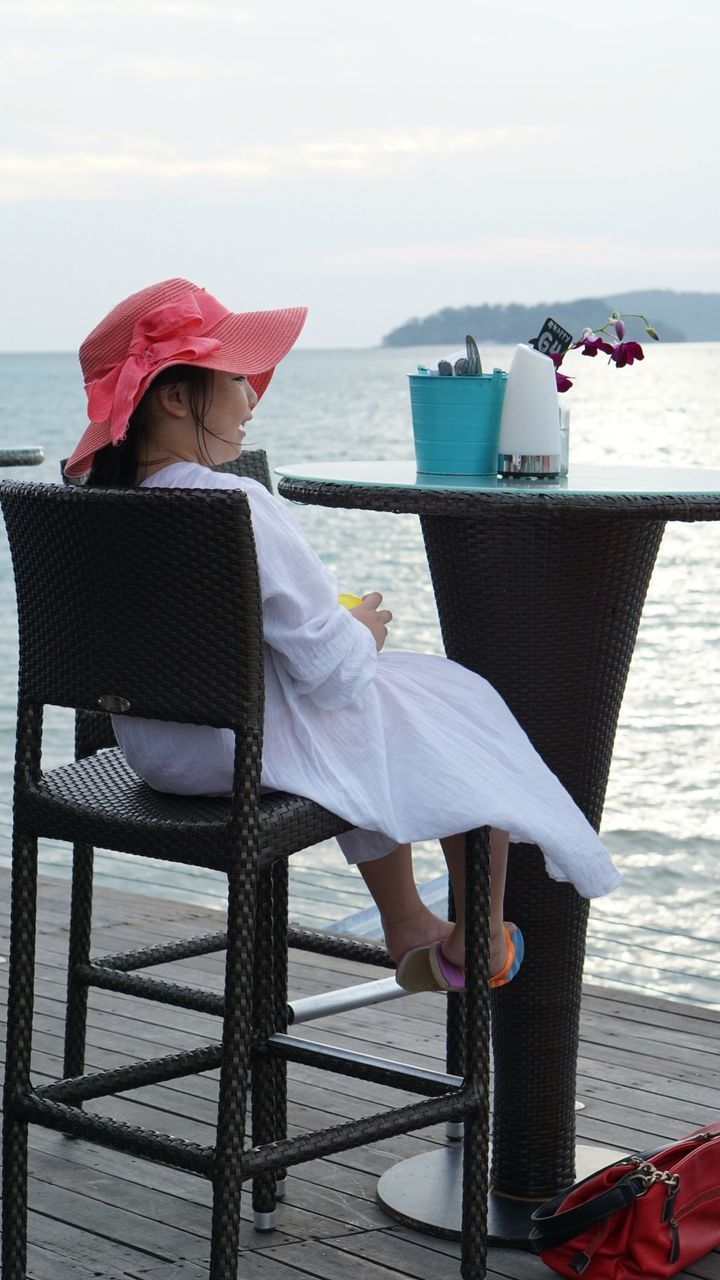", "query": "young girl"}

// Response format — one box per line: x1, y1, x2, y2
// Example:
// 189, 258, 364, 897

65, 277, 621, 994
